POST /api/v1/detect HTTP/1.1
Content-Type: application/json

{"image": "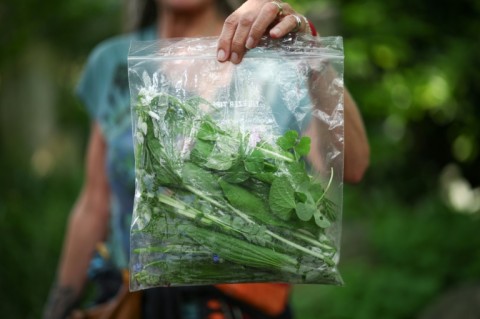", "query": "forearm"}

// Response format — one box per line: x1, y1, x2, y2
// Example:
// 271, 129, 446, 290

44, 192, 110, 319
44, 123, 110, 319
58, 192, 110, 291
308, 65, 369, 183
343, 89, 369, 183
